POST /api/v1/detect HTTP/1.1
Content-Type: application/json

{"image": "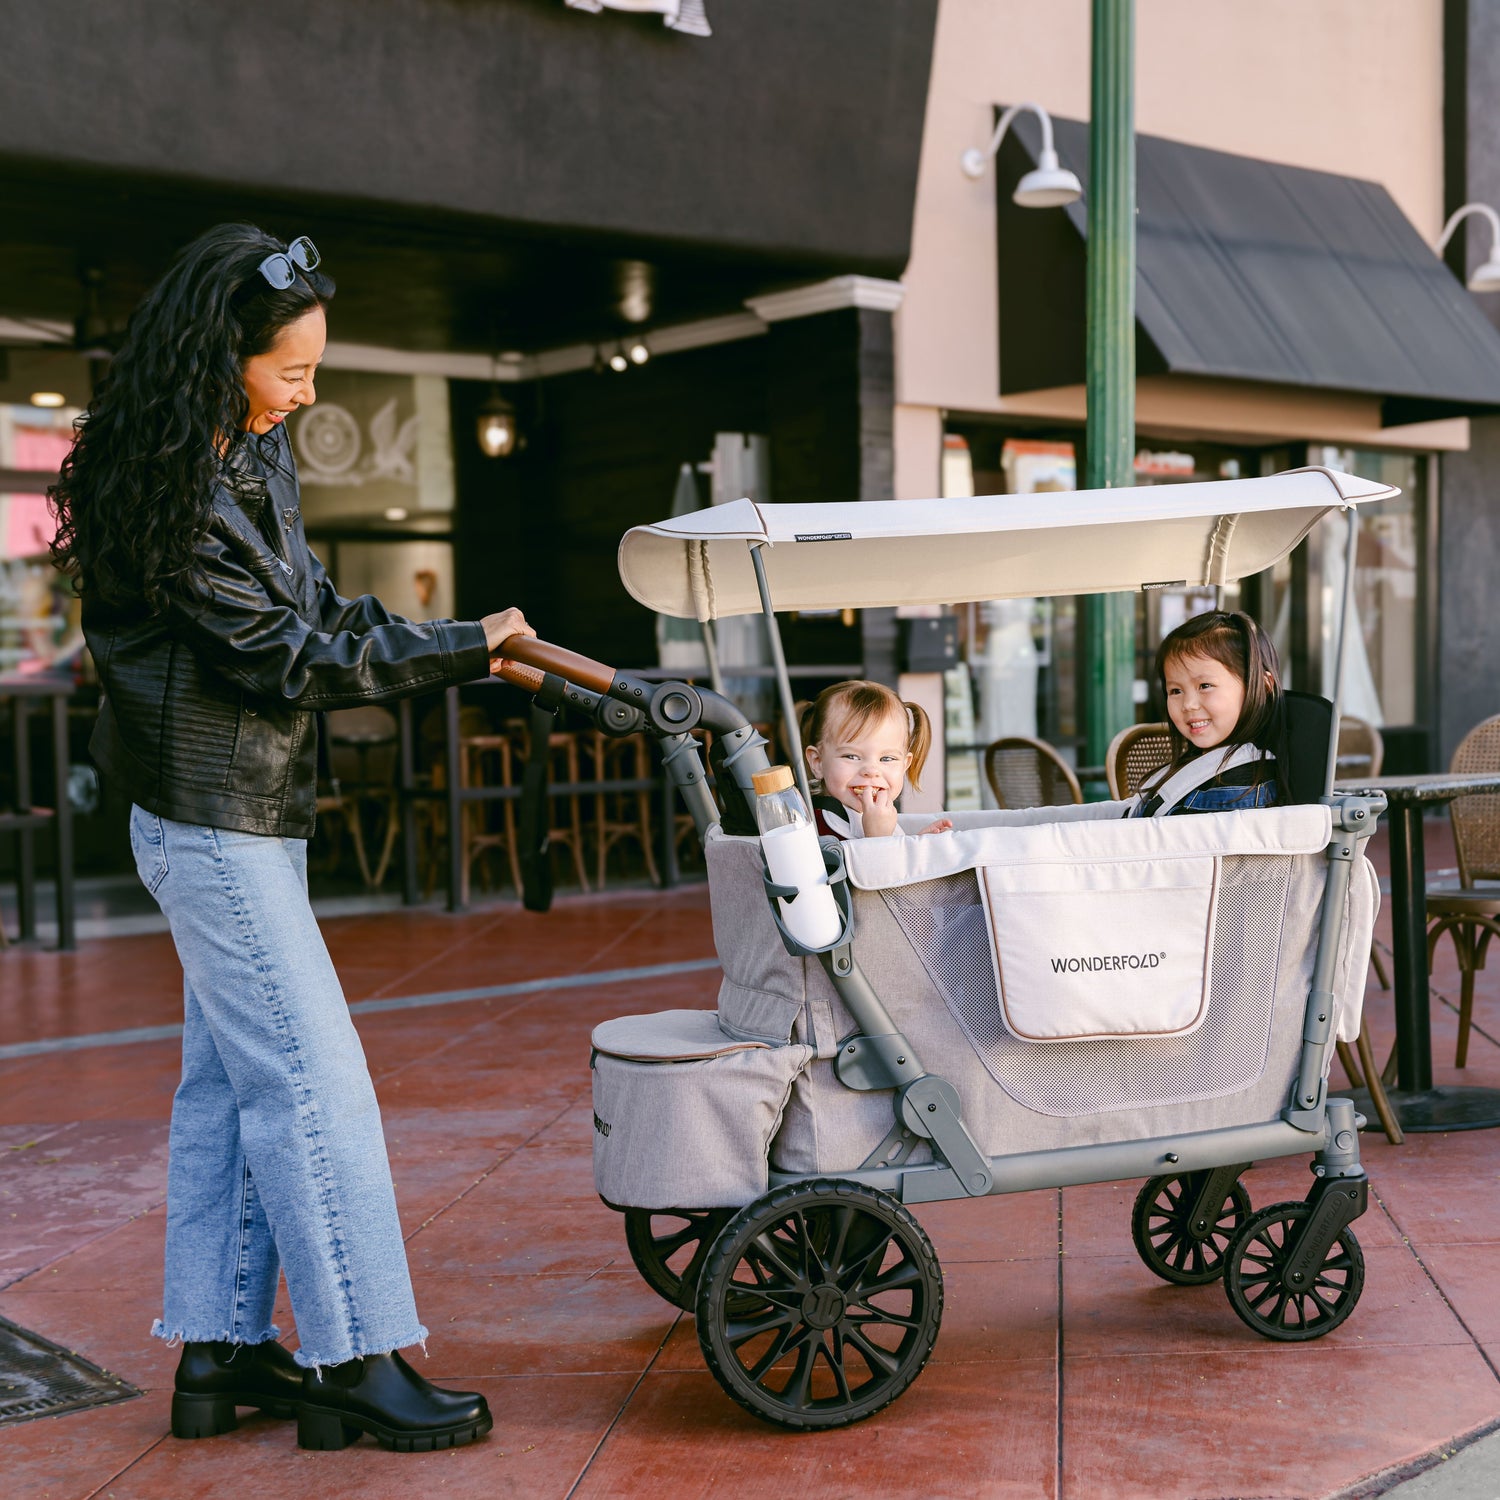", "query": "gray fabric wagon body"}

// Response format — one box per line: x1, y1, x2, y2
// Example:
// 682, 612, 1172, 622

591, 802, 1379, 1210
